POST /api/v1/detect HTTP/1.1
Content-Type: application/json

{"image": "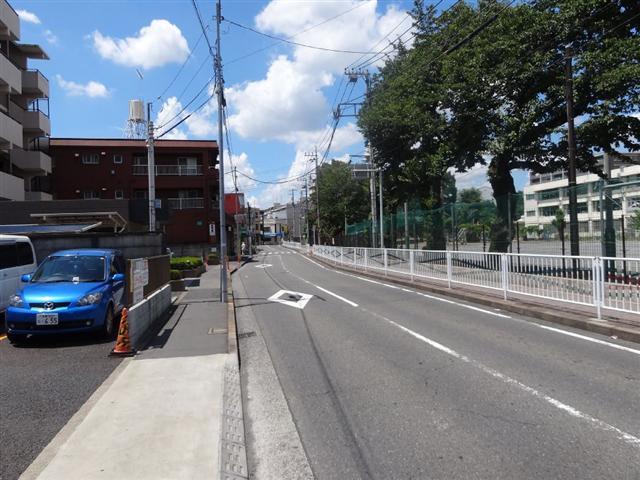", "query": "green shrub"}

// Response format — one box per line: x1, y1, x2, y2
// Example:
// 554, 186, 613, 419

208, 253, 219, 261
170, 256, 203, 270
170, 269, 182, 280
